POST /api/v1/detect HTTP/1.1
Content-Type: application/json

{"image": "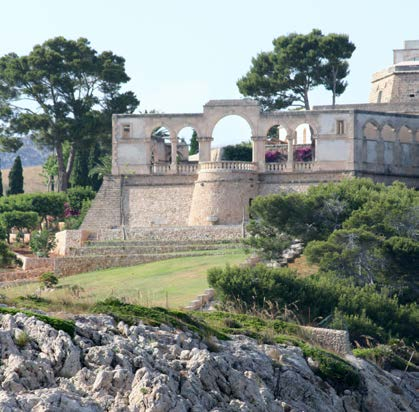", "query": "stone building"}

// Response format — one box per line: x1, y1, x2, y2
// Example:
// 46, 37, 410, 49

81, 41, 419, 239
